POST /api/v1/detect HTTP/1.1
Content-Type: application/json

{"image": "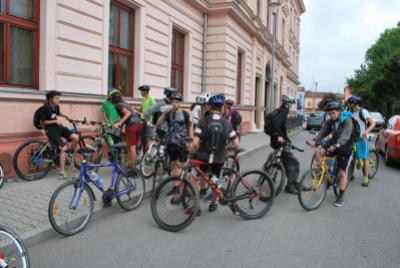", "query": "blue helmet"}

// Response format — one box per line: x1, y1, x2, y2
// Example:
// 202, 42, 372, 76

347, 96, 361, 104
209, 94, 225, 107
